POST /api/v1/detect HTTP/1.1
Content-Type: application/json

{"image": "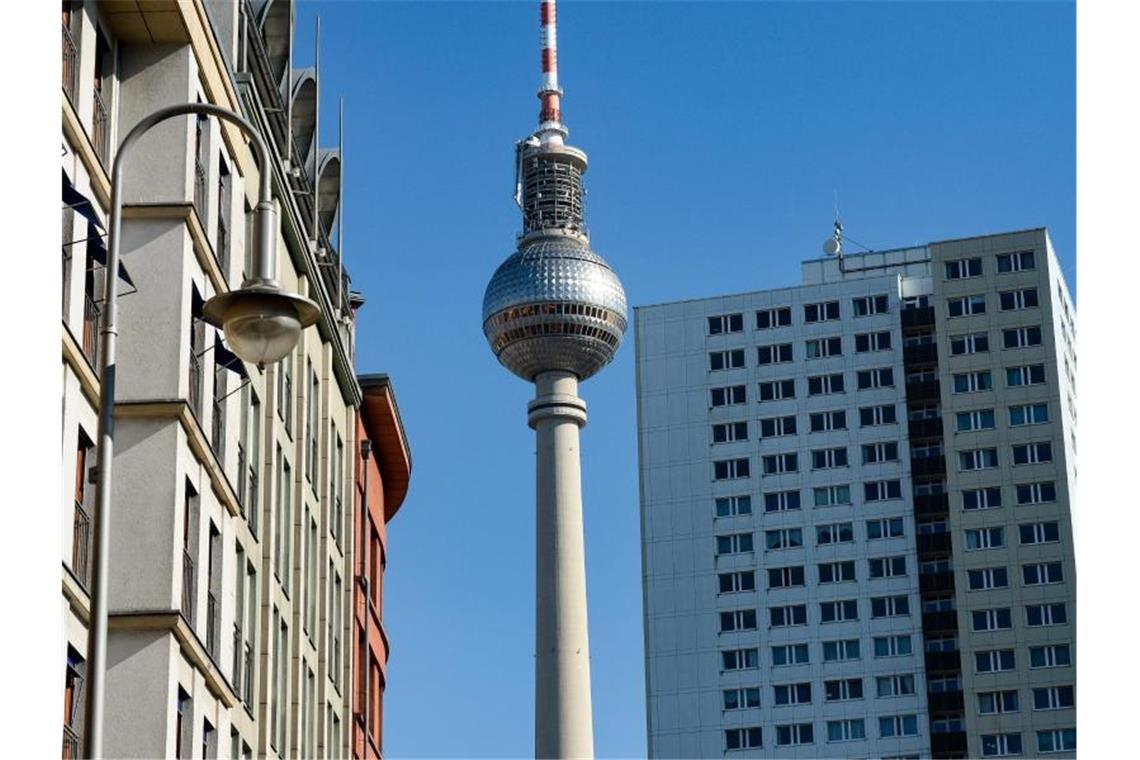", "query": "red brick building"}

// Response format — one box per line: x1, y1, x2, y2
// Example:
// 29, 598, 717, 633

352, 374, 411, 758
